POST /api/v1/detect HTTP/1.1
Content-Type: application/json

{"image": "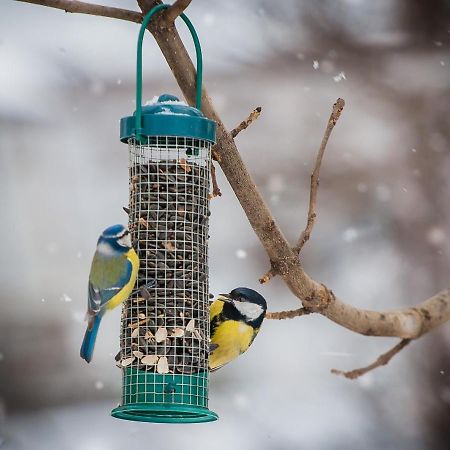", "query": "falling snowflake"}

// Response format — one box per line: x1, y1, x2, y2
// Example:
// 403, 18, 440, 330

333, 71, 346, 82
313, 60, 320, 70
61, 293, 72, 303
95, 380, 104, 390
235, 249, 247, 259
203, 13, 215, 26
342, 228, 358, 243
426, 227, 446, 246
